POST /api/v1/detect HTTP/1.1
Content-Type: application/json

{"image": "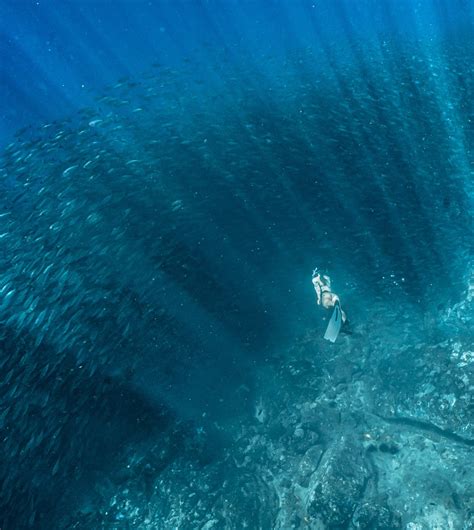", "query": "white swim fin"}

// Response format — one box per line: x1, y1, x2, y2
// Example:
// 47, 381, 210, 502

324, 301, 342, 343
